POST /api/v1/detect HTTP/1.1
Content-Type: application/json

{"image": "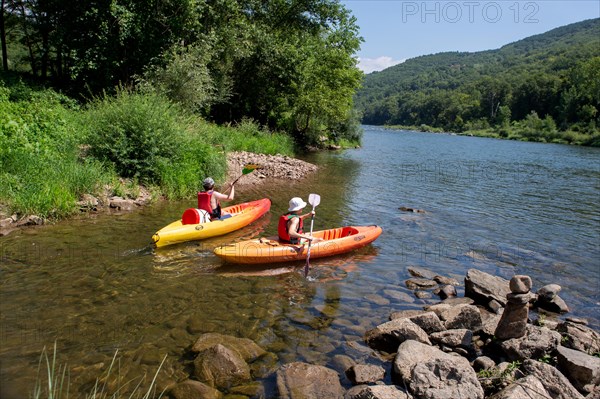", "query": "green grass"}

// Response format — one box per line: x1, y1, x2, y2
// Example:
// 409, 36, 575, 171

0, 80, 295, 219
